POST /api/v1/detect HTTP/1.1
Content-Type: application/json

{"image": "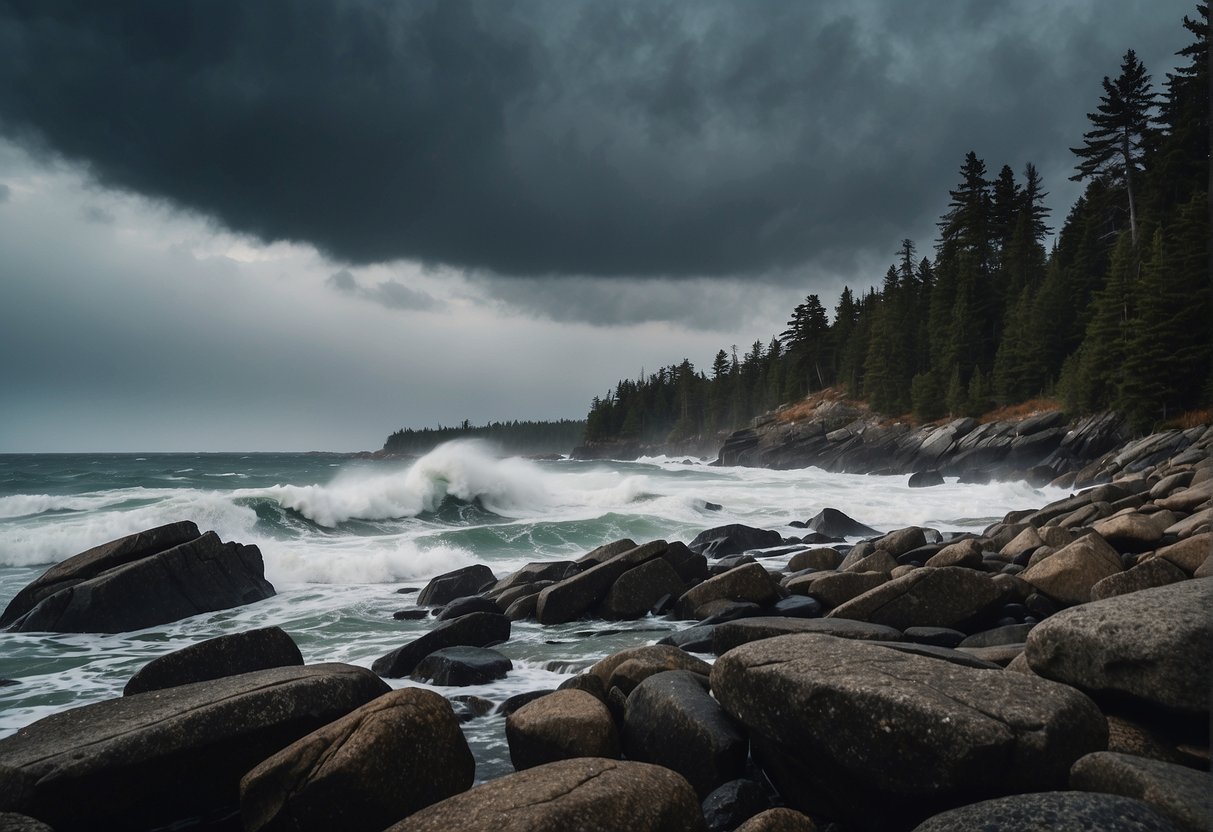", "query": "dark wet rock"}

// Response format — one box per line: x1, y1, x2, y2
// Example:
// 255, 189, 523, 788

6, 528, 274, 634
658, 625, 718, 654
903, 626, 966, 648
1025, 578, 1213, 717
806, 508, 880, 539
437, 595, 502, 620
0, 520, 202, 627
123, 626, 302, 696
393, 609, 428, 620
416, 564, 497, 606
689, 524, 784, 558
492, 561, 580, 594
710, 554, 759, 575
769, 595, 823, 618
1090, 558, 1187, 600
386, 757, 706, 832
0, 664, 388, 832
734, 808, 819, 832
908, 470, 945, 488
701, 779, 771, 832
676, 563, 782, 618
698, 600, 765, 625
409, 646, 513, 686
372, 612, 510, 678
577, 538, 639, 566
588, 645, 711, 695
910, 791, 1181, 832
712, 633, 1107, 830
448, 694, 495, 722
624, 671, 747, 798
556, 673, 606, 702
600, 557, 686, 620
712, 616, 902, 654
505, 690, 620, 771
1070, 751, 1212, 832
239, 688, 473, 832
827, 566, 1004, 629
661, 541, 711, 583
536, 541, 669, 624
